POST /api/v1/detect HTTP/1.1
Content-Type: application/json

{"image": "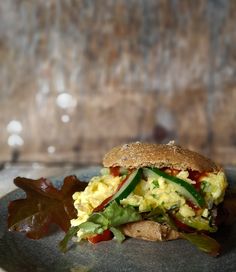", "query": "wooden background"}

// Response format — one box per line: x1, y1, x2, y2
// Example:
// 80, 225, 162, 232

0, 0, 236, 165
